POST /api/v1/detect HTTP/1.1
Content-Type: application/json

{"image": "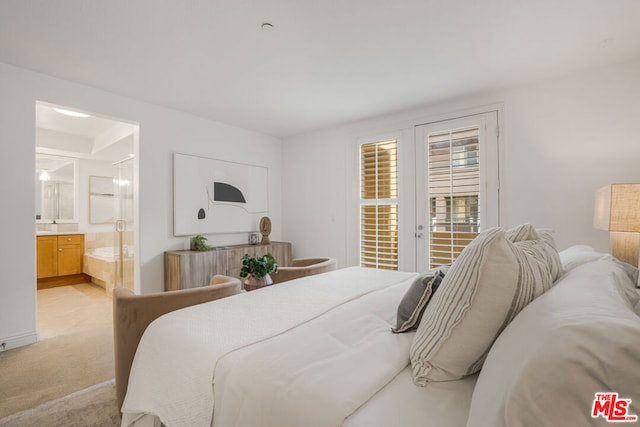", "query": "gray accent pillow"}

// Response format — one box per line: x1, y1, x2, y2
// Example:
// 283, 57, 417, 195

392, 265, 449, 333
